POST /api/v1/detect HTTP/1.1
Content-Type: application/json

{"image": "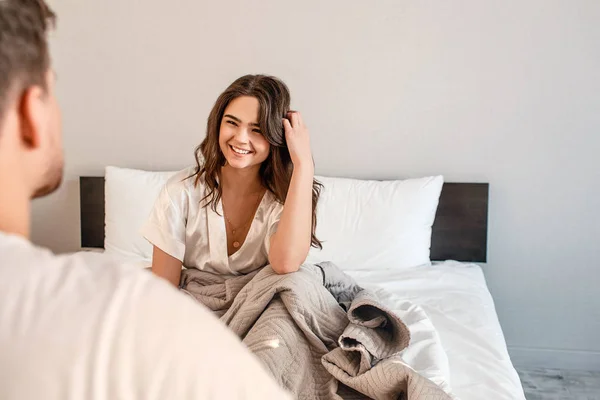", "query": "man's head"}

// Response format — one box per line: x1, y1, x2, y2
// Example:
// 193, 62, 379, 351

0, 0, 62, 199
